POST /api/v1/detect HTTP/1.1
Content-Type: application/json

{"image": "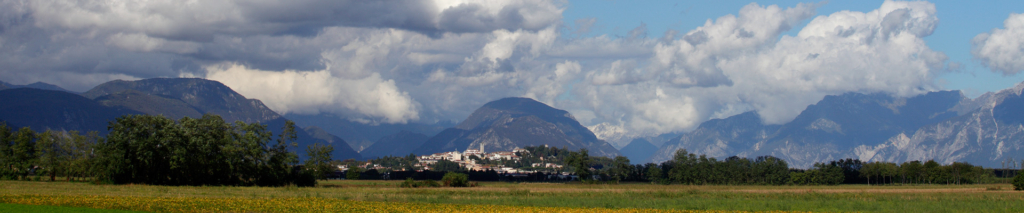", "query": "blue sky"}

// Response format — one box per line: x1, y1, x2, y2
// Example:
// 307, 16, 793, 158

563, 0, 1024, 97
